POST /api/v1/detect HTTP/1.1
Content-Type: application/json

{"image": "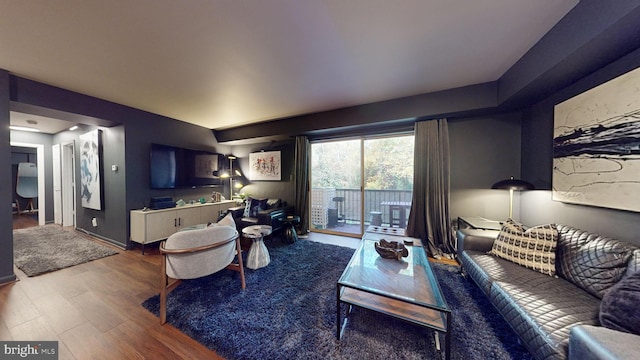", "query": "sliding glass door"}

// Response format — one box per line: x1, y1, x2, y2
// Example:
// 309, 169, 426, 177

310, 134, 414, 238
310, 139, 362, 236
